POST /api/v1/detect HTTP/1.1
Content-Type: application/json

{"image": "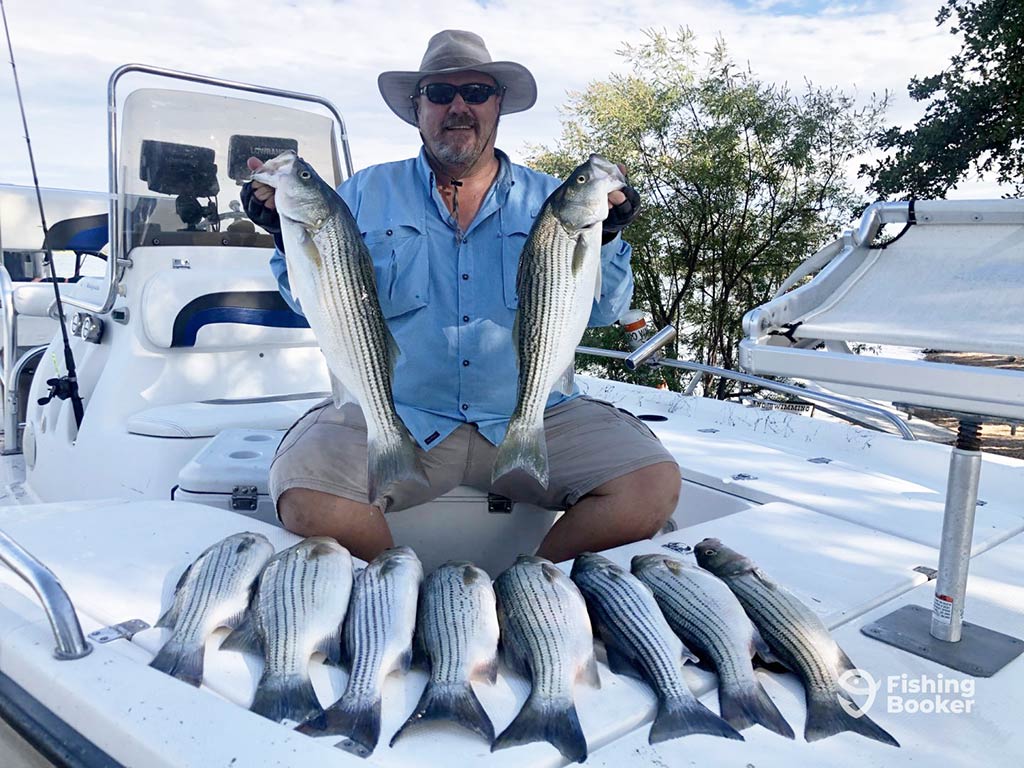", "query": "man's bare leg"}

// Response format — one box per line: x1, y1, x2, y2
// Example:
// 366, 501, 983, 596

277, 488, 393, 562
535, 461, 681, 563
